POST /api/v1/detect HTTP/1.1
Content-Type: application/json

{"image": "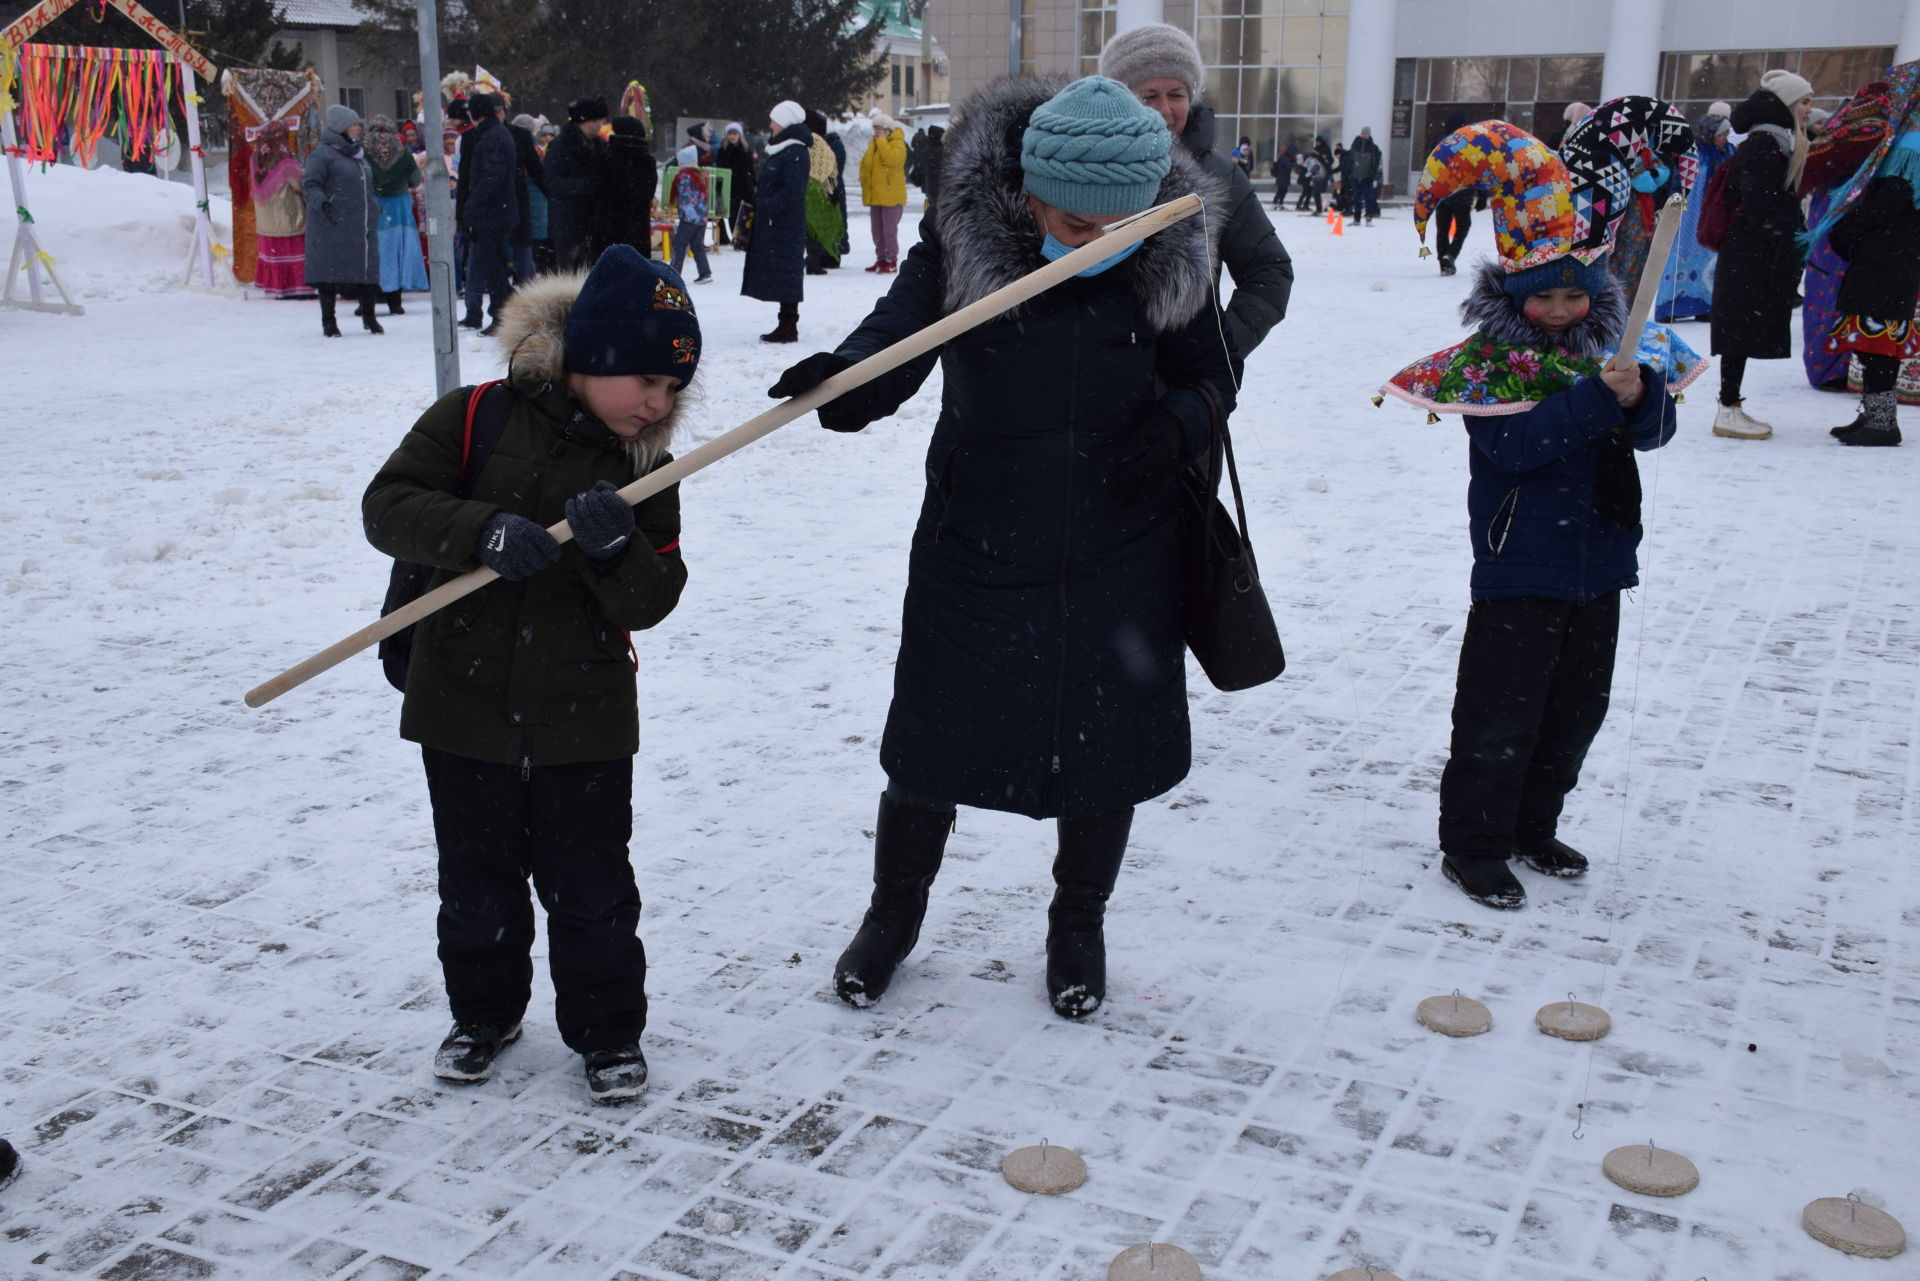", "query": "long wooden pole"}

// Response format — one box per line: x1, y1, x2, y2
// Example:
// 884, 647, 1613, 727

245, 192, 1207, 708
1608, 194, 1688, 372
